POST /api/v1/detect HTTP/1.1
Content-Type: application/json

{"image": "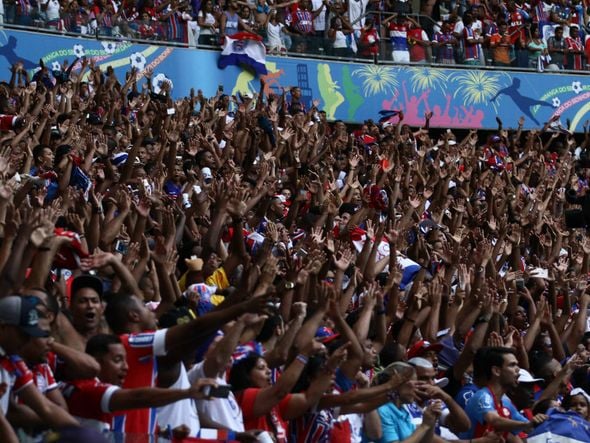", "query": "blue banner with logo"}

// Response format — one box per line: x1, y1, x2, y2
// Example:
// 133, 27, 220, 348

2, 28, 590, 131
